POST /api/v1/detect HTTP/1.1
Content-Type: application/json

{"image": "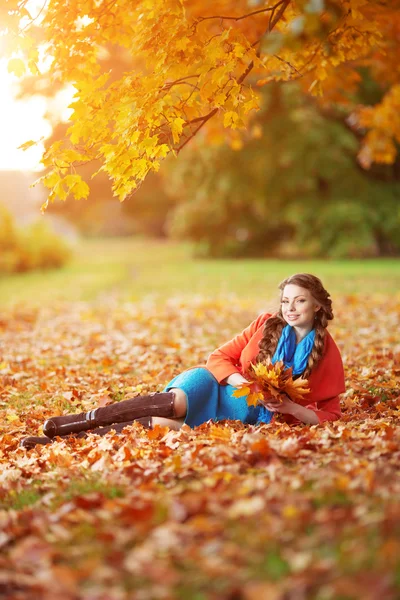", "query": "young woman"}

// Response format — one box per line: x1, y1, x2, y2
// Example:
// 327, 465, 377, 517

20, 273, 345, 449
